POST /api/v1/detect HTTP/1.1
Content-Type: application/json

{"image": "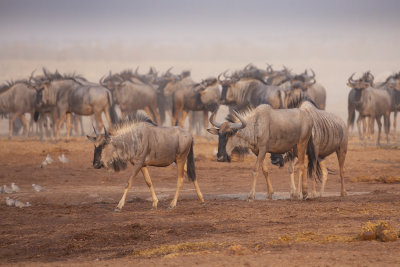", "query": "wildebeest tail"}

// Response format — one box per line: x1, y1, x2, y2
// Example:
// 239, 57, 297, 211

187, 141, 196, 181
157, 93, 166, 125
107, 92, 119, 124
33, 111, 40, 122
348, 105, 355, 129
306, 134, 322, 182
171, 92, 177, 126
